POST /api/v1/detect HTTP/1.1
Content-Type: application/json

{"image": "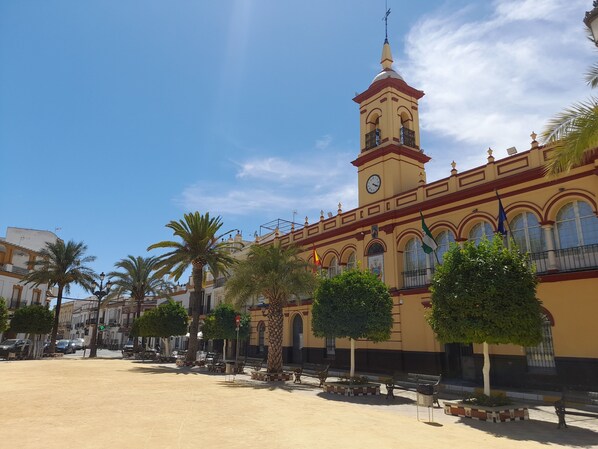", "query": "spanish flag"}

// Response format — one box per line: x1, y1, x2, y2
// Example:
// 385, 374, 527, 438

313, 247, 322, 266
